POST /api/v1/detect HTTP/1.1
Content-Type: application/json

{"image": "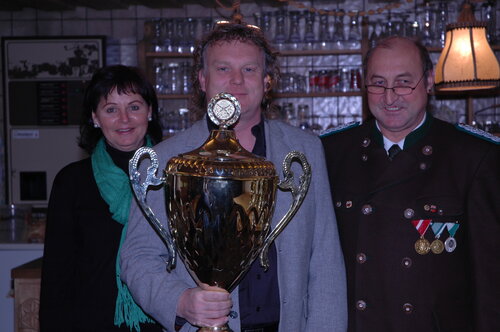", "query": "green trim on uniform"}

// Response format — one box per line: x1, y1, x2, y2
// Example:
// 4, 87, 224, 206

371, 113, 433, 149
404, 114, 433, 149
320, 121, 360, 138
455, 123, 500, 145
